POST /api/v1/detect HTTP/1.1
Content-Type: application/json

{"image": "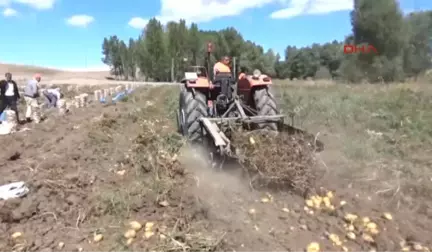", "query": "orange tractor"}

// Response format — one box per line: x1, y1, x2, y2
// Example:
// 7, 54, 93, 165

176, 52, 323, 158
